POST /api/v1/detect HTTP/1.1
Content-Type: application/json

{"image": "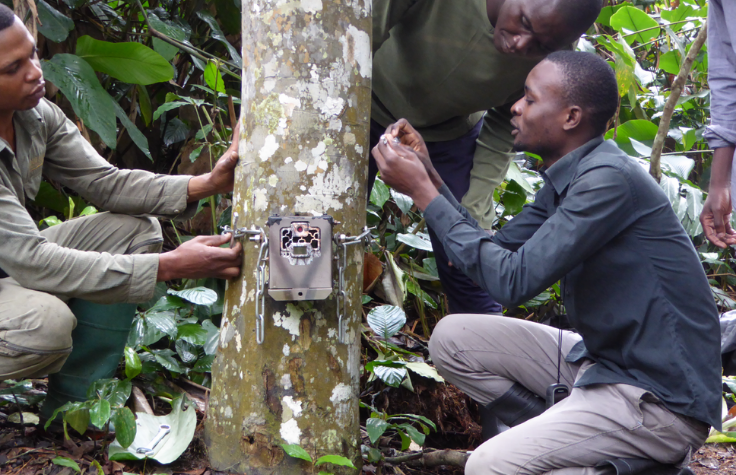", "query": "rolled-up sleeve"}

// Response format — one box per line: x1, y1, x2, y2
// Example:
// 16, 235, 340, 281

40, 100, 197, 220
424, 165, 638, 307
460, 104, 516, 229
0, 184, 158, 303
705, 0, 736, 148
